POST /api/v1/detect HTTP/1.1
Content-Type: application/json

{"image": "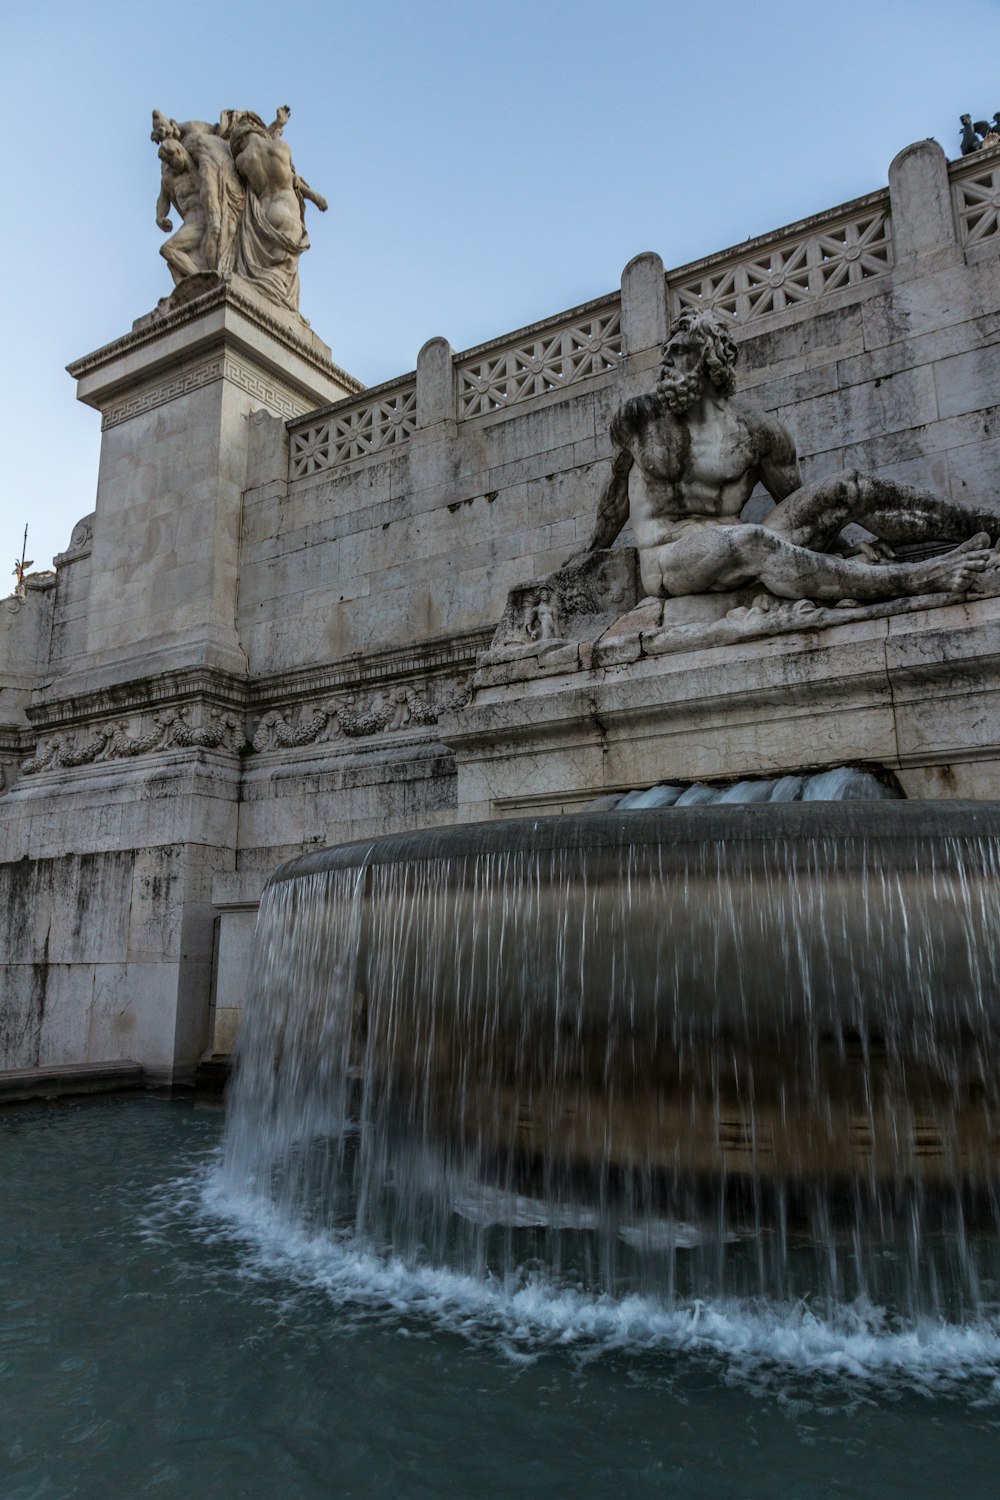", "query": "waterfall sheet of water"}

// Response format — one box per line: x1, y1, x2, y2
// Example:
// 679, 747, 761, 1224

219, 802, 1000, 1337
610, 766, 898, 809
